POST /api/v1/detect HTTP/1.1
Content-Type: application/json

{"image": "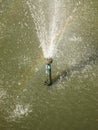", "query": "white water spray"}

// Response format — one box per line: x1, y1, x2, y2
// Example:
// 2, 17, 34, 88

27, 0, 79, 58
